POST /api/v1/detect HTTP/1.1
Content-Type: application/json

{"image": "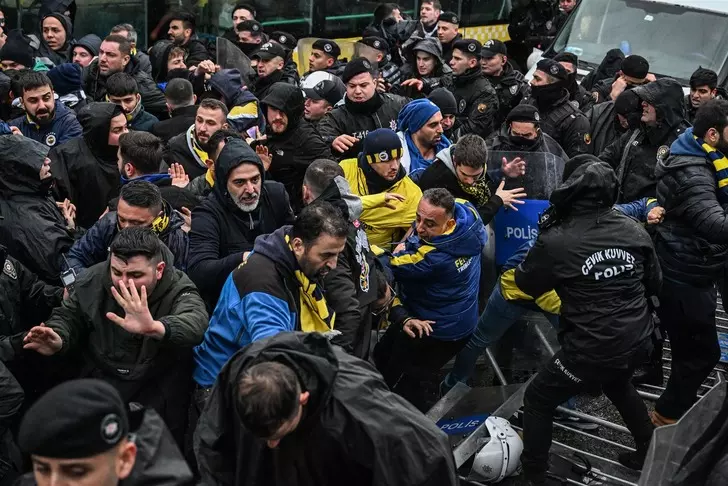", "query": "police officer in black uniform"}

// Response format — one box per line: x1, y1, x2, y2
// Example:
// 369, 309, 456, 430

524, 58, 590, 158
512, 155, 660, 483
448, 38, 499, 139
480, 39, 530, 128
